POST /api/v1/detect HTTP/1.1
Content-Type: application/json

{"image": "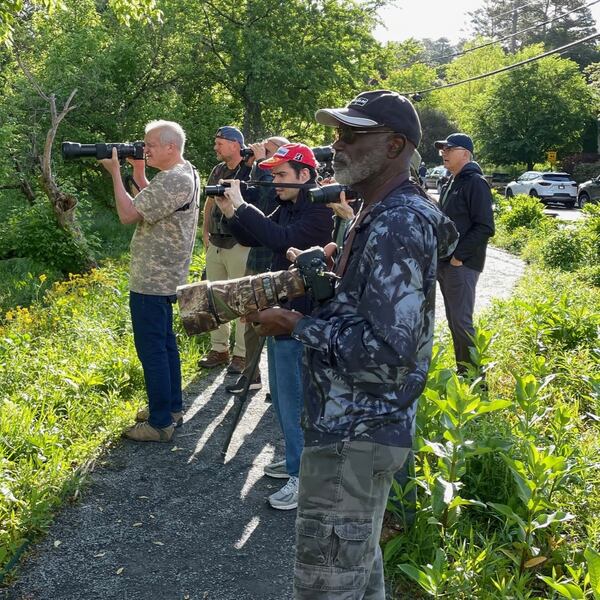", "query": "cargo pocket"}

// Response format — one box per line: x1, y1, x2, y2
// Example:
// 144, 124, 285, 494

333, 520, 373, 568
296, 516, 333, 566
